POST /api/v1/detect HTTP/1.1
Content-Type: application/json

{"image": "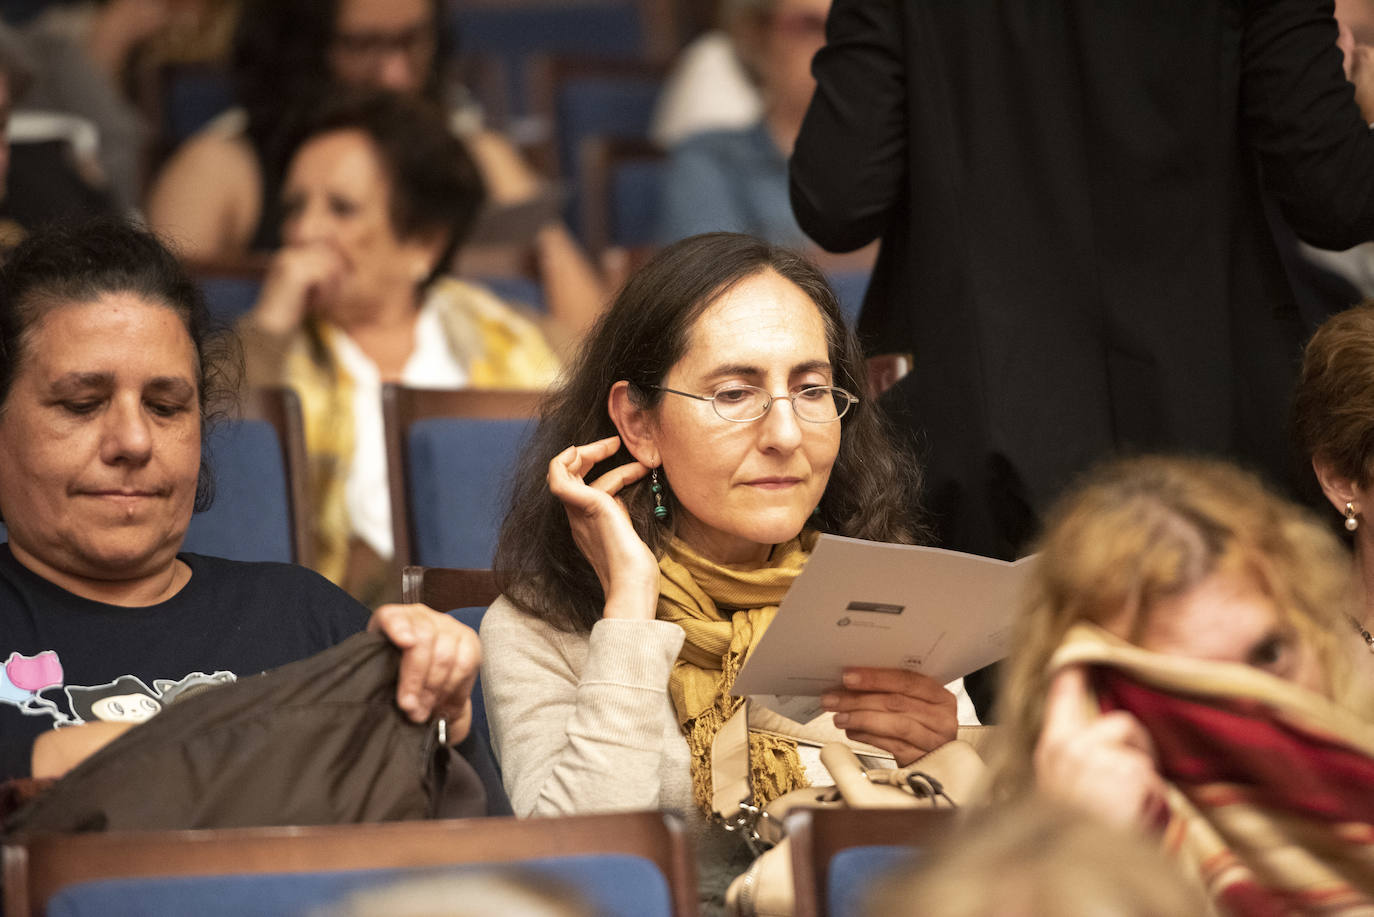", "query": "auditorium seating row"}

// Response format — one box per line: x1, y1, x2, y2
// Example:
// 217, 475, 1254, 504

3, 806, 953, 917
